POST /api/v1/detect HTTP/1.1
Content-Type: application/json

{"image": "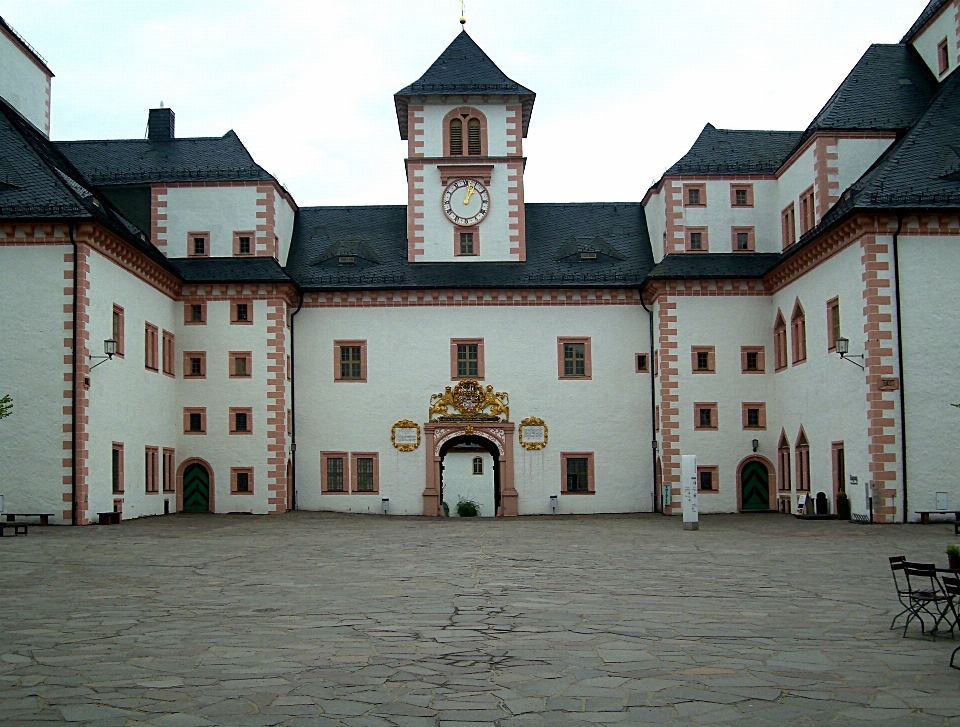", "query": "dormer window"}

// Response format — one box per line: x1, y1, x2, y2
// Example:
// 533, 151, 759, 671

579, 251, 597, 260
339, 256, 355, 265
